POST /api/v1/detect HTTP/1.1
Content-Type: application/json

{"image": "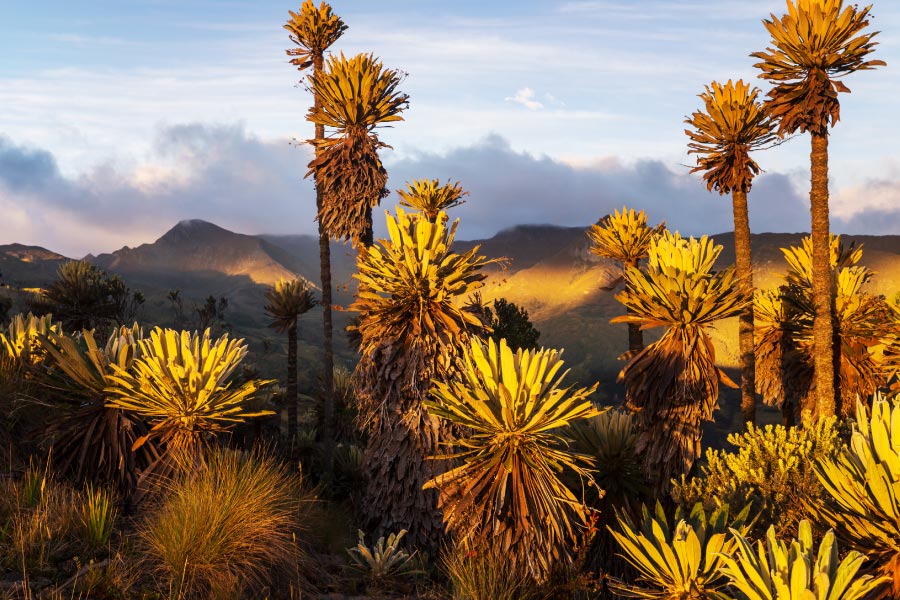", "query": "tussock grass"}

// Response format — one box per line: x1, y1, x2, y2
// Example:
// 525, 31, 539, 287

441, 540, 537, 600
139, 447, 305, 599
